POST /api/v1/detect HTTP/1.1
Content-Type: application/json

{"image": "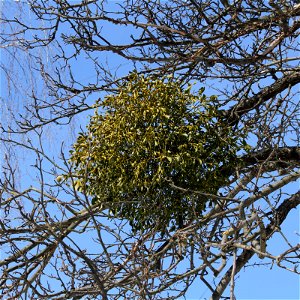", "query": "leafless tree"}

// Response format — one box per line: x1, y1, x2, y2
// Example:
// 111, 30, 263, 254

0, 1, 299, 299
